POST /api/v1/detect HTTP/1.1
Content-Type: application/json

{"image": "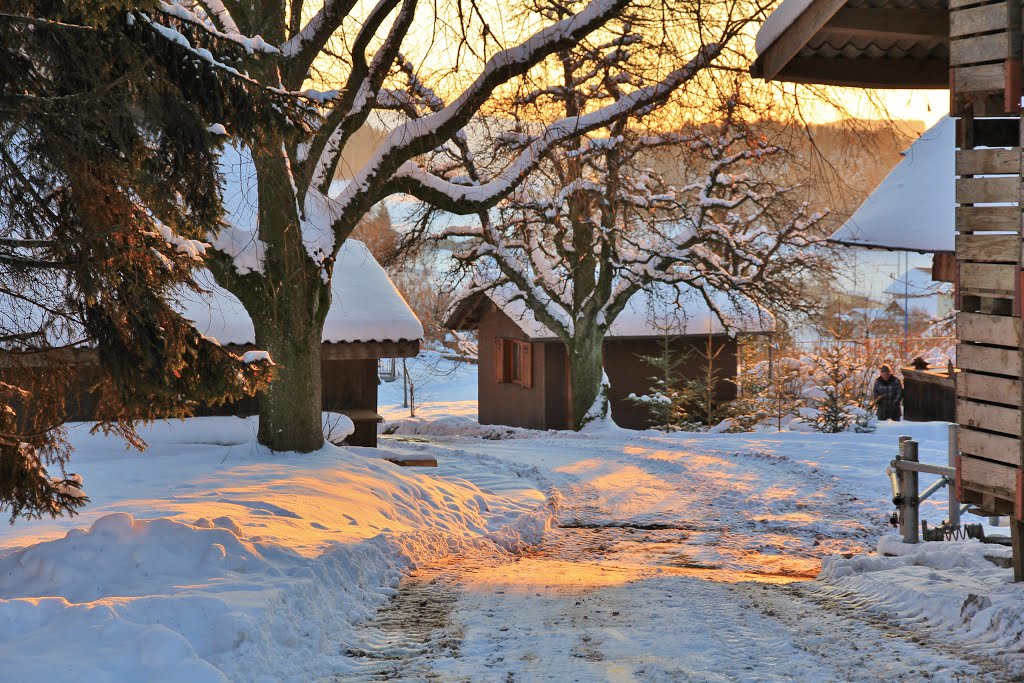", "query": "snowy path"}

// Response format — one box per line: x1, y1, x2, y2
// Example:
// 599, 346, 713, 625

344, 431, 1010, 682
